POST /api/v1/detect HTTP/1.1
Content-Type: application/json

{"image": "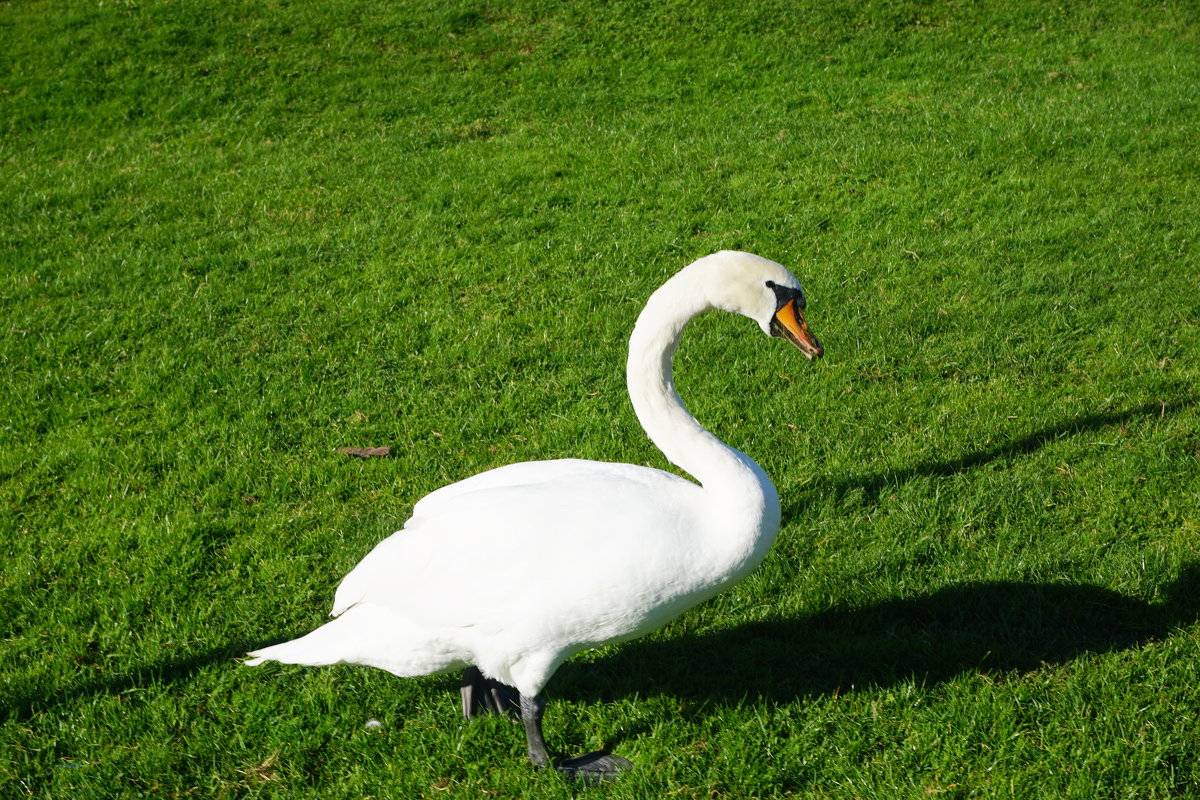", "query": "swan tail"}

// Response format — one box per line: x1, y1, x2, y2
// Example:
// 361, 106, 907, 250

244, 603, 467, 677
